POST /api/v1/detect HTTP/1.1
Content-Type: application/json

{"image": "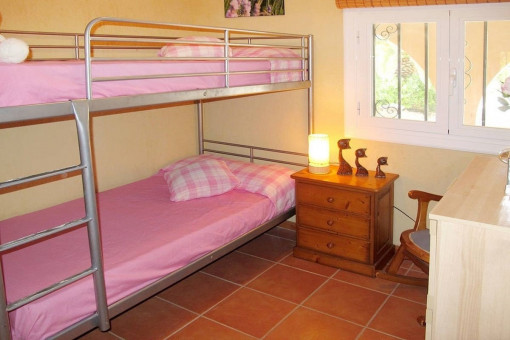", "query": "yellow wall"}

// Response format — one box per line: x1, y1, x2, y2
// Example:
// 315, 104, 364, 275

0, 0, 481, 240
